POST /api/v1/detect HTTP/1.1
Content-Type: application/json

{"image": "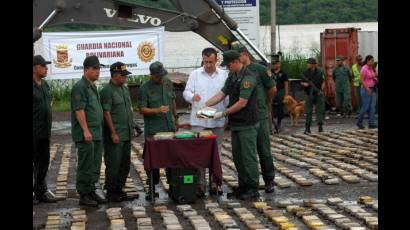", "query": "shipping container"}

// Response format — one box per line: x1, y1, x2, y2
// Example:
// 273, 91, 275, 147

320, 28, 360, 109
